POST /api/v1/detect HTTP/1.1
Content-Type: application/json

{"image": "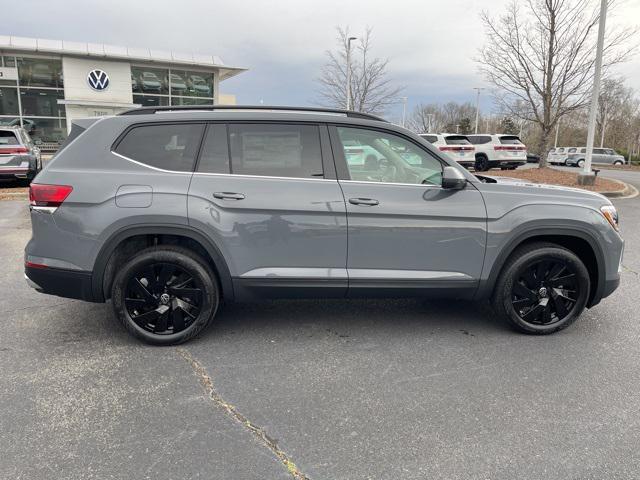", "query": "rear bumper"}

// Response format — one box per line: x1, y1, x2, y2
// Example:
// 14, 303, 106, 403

0, 166, 30, 178
25, 264, 97, 302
